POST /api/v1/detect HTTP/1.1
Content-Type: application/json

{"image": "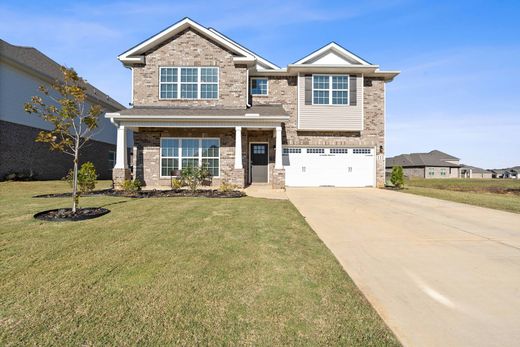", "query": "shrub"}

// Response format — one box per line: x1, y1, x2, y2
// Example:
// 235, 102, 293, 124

219, 180, 237, 192
119, 179, 142, 192
65, 162, 97, 194
390, 166, 405, 189
180, 166, 211, 192
171, 178, 184, 189
4, 170, 37, 181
